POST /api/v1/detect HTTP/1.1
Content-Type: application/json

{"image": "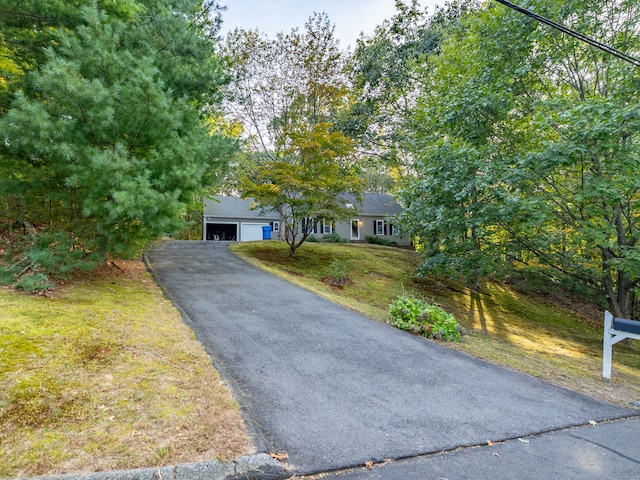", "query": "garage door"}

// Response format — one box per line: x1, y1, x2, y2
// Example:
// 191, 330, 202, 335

240, 223, 268, 241
206, 223, 237, 241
